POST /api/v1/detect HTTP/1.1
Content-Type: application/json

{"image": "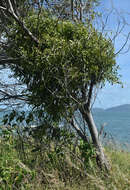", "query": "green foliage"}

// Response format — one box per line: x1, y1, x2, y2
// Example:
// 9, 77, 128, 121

79, 140, 96, 168
6, 15, 120, 121
2, 11, 121, 172
0, 125, 130, 189
0, 129, 35, 189
3, 110, 25, 126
